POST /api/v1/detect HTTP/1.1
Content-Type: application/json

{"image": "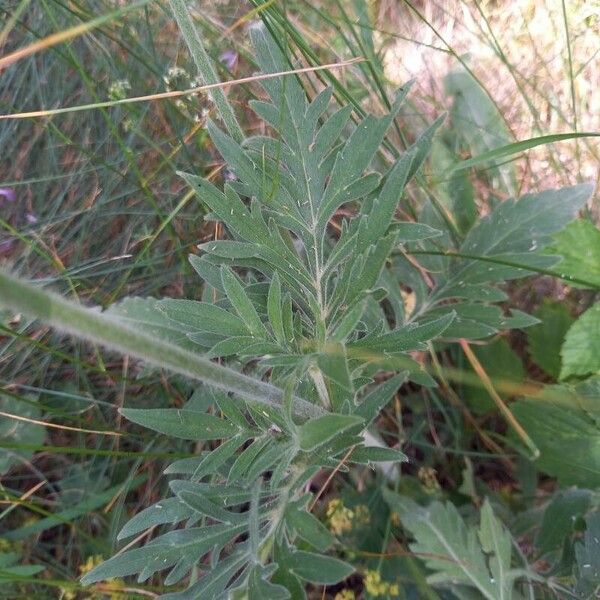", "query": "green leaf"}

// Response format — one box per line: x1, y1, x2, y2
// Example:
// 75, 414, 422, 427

458, 184, 592, 280
0, 552, 44, 580
353, 373, 408, 424
444, 68, 516, 194
117, 497, 194, 541
81, 523, 245, 584
107, 296, 198, 351
227, 436, 271, 483
350, 446, 408, 464
286, 507, 336, 552
351, 312, 455, 353
180, 173, 269, 244
545, 219, 600, 289
560, 302, 600, 379
220, 266, 268, 338
527, 300, 574, 379
431, 135, 476, 234
511, 379, 600, 486
286, 551, 354, 584
317, 87, 407, 226
0, 394, 46, 474
478, 499, 513, 600
298, 414, 364, 452
393, 222, 442, 242
575, 511, 600, 597
422, 183, 592, 338
247, 564, 290, 600
385, 491, 517, 600
120, 408, 239, 440
158, 299, 249, 337
178, 490, 246, 525
536, 489, 592, 555
267, 272, 286, 346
